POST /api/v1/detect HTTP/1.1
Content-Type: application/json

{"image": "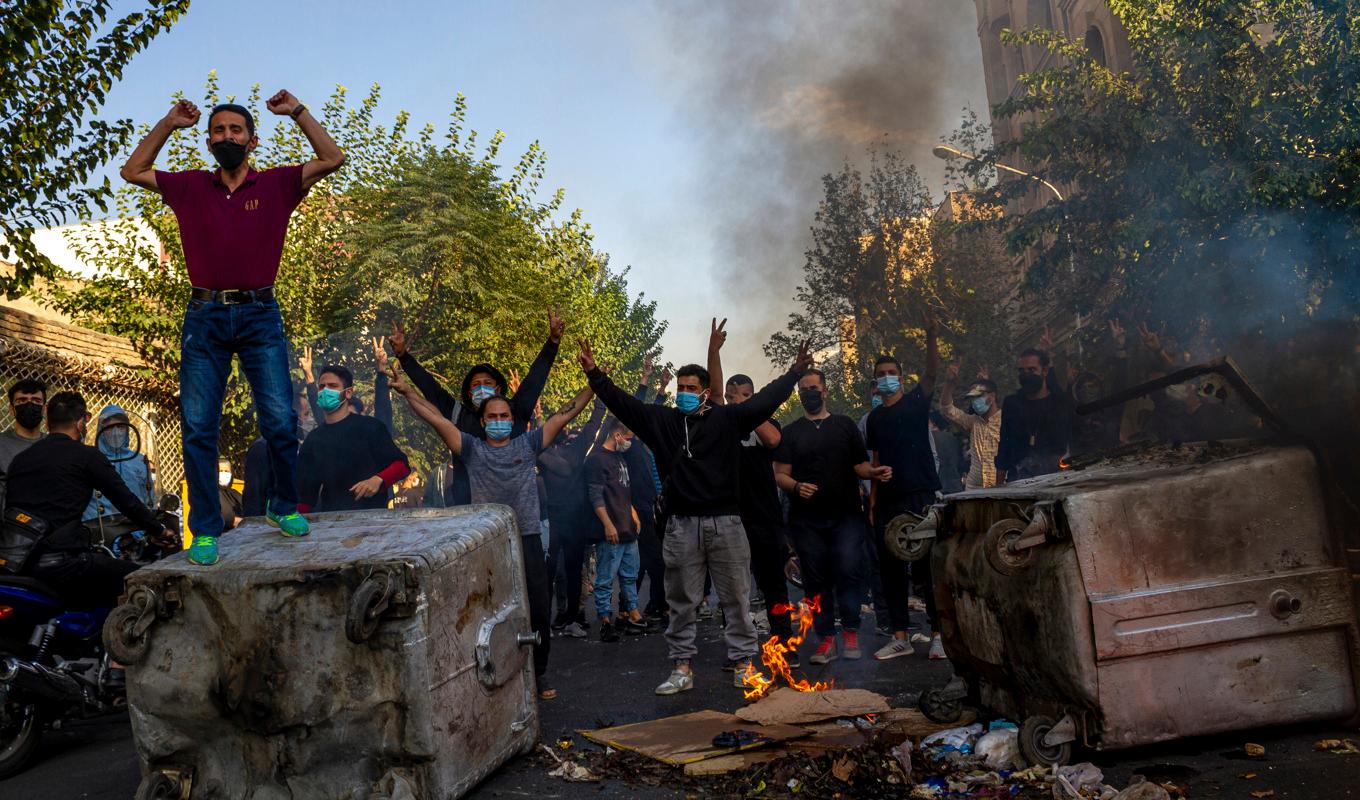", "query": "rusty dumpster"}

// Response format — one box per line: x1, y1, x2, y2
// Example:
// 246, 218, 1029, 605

897, 360, 1360, 765
105, 506, 539, 800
